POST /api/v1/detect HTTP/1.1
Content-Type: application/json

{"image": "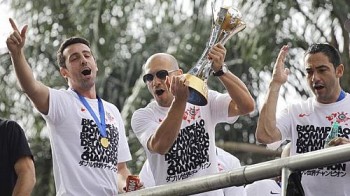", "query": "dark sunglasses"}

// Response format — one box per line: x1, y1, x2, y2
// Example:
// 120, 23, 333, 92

143, 70, 177, 83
